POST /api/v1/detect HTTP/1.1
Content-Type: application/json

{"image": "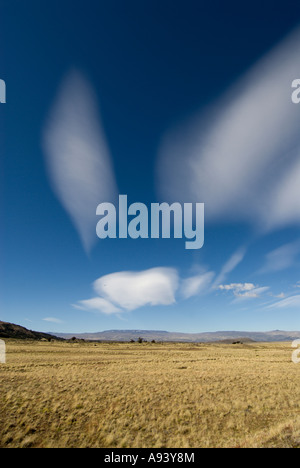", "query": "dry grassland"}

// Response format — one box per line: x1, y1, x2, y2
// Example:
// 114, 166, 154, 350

0, 339, 299, 448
